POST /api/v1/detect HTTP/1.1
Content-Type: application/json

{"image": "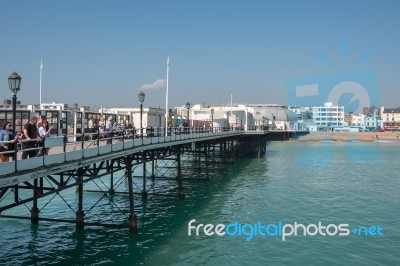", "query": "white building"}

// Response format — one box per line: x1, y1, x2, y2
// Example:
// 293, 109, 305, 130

248, 104, 295, 130
98, 107, 165, 129
184, 103, 297, 131
380, 107, 400, 131
313, 102, 344, 129
190, 104, 252, 129
288, 106, 313, 121
350, 113, 366, 128
288, 105, 314, 130
175, 105, 188, 119
365, 115, 383, 131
